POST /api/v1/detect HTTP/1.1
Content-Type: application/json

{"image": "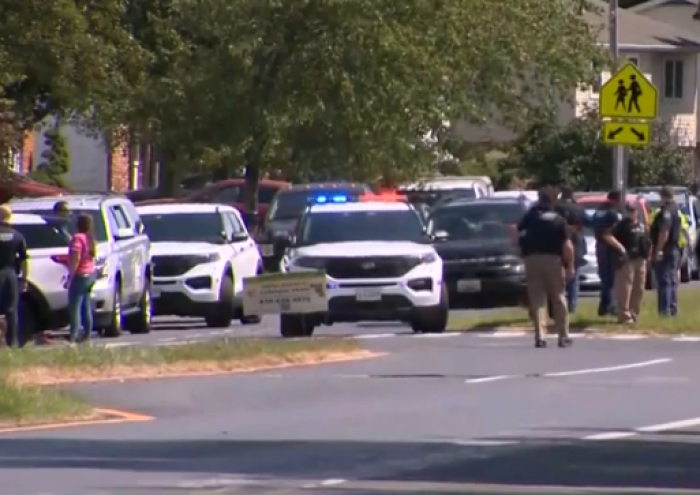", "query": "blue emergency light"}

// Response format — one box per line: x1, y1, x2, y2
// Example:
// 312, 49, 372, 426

310, 194, 348, 204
